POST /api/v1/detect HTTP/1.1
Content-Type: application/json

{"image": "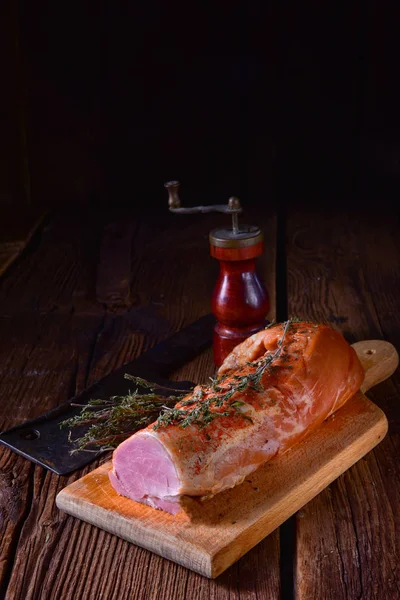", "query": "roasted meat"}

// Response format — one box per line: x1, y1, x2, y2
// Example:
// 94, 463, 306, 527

109, 322, 364, 514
